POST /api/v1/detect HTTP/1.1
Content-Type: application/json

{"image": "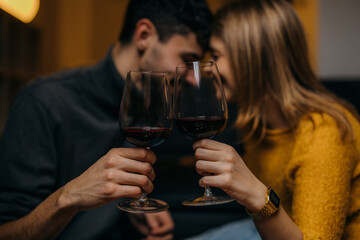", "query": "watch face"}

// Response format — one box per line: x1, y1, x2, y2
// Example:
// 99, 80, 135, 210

270, 189, 280, 208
